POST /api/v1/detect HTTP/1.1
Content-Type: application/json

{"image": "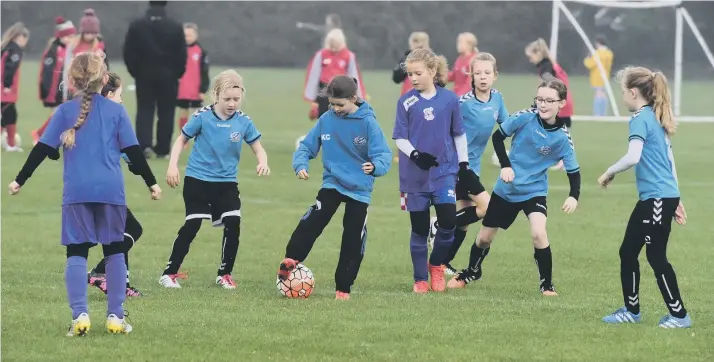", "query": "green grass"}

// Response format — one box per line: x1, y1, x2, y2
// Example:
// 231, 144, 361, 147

2, 61, 714, 362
